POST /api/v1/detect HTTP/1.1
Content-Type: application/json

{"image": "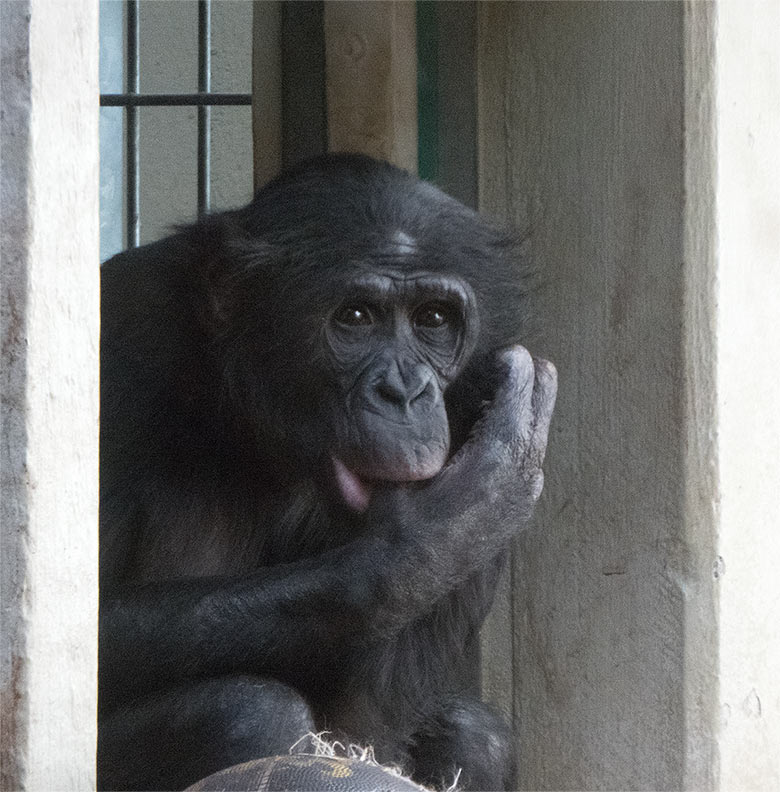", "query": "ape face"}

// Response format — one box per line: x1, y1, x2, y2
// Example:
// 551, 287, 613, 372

322, 266, 478, 511
204, 155, 526, 511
